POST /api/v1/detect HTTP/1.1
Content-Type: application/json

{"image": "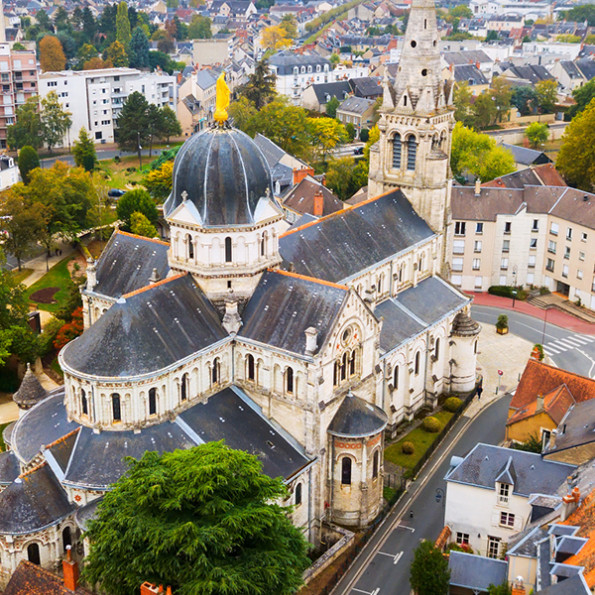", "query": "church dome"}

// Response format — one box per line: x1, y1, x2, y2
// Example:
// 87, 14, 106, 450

164, 126, 275, 227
